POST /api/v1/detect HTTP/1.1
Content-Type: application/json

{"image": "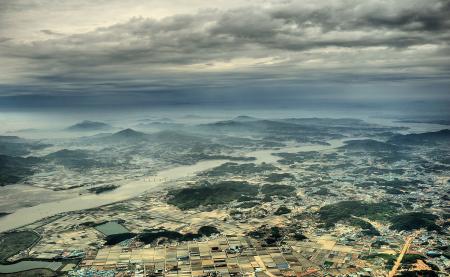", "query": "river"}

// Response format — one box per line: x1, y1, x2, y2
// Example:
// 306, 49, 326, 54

247, 138, 347, 164
0, 137, 360, 233
0, 159, 227, 233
